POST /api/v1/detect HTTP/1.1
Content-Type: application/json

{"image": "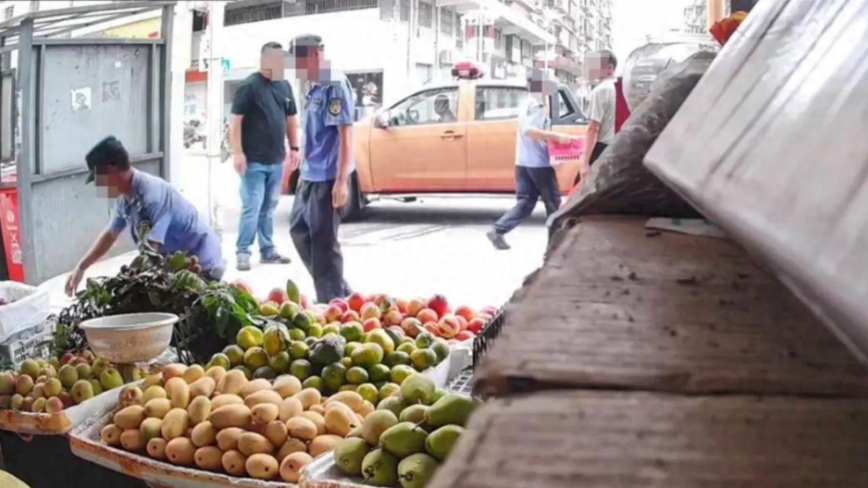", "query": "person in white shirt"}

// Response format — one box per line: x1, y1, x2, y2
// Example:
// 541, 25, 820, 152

578, 50, 617, 182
